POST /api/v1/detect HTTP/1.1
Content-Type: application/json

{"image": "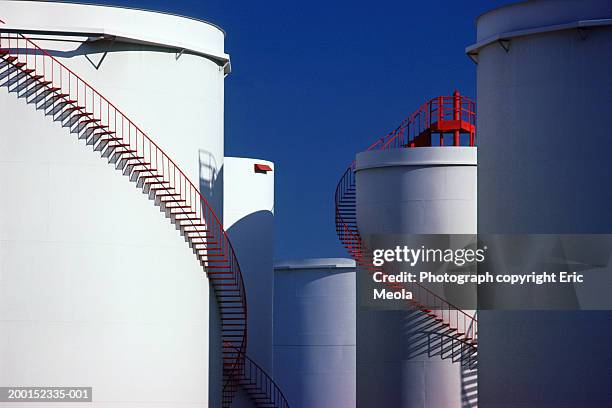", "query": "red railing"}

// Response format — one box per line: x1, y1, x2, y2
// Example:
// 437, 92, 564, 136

368, 92, 476, 150
335, 93, 478, 348
0, 30, 249, 405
